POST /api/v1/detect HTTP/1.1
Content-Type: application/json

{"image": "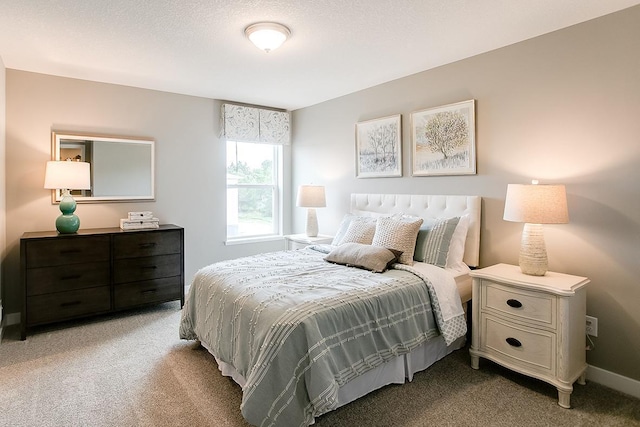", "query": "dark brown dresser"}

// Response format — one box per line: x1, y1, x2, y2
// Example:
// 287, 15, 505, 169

20, 224, 184, 339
